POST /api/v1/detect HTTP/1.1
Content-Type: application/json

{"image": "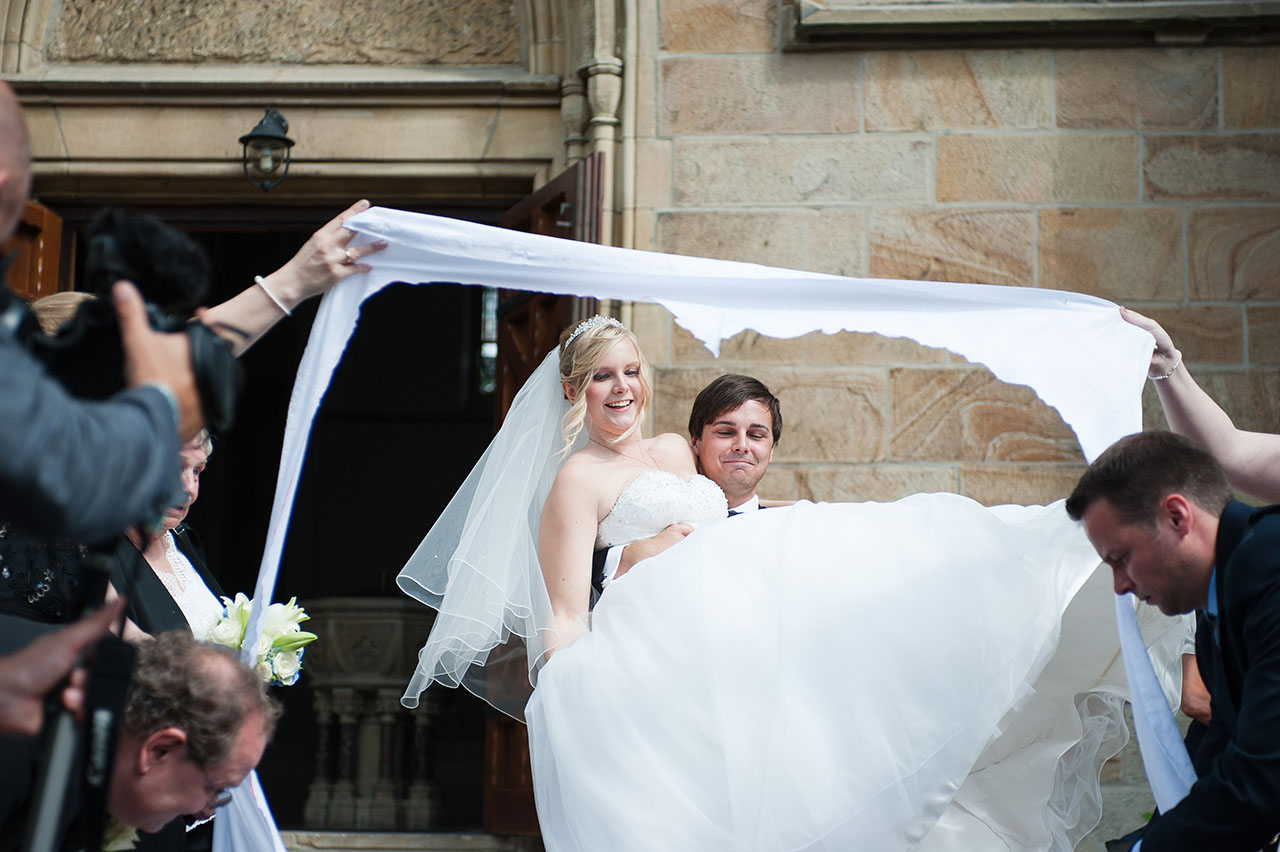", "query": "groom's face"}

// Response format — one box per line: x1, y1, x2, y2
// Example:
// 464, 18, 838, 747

692, 399, 775, 503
